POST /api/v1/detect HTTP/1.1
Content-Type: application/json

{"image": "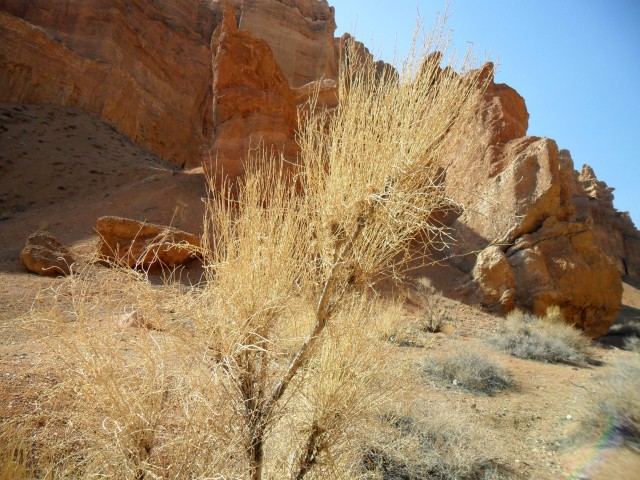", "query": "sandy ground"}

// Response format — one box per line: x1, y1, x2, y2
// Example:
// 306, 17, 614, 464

1, 104, 639, 479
